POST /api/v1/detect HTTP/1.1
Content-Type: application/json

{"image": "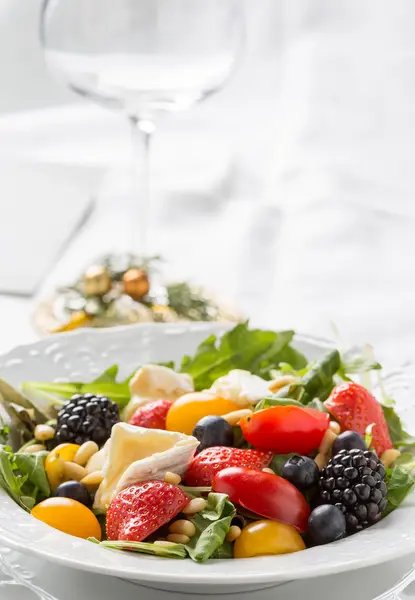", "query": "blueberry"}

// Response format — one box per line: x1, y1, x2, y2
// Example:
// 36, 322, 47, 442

54, 481, 91, 506
332, 431, 367, 456
308, 505, 346, 545
192, 416, 234, 452
282, 455, 320, 491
